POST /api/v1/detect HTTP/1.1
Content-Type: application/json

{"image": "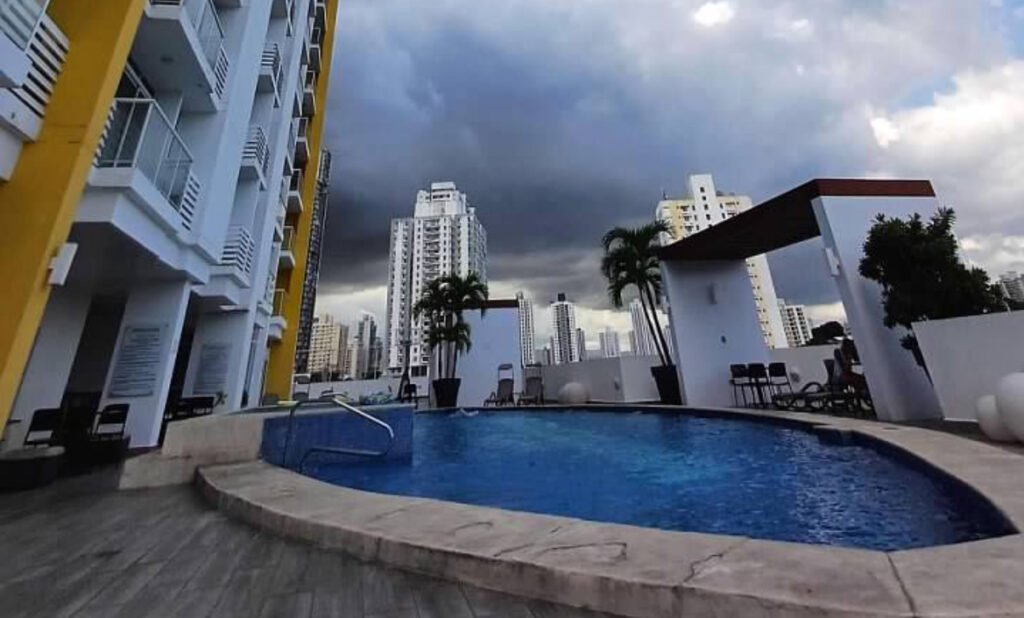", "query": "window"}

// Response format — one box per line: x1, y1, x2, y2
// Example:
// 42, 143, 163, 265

706, 214, 711, 221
